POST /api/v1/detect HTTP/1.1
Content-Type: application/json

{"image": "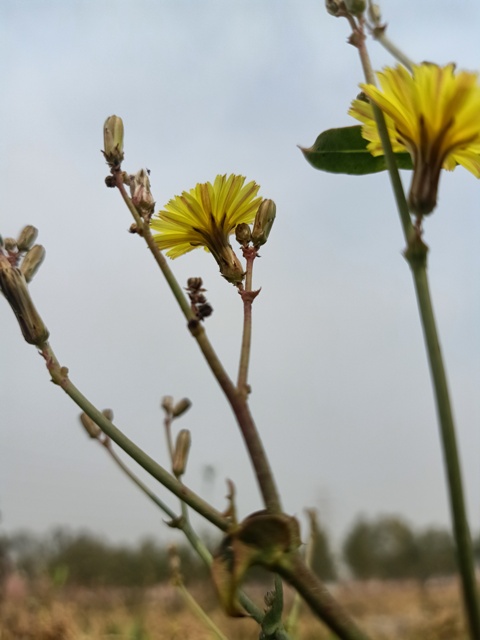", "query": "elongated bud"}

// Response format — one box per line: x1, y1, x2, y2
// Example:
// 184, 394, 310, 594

172, 429, 191, 477
235, 223, 251, 247
0, 258, 49, 345
251, 199, 276, 247
103, 115, 124, 168
80, 413, 101, 439
172, 398, 191, 418
17, 226, 38, 252
129, 169, 155, 220
20, 245, 46, 283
